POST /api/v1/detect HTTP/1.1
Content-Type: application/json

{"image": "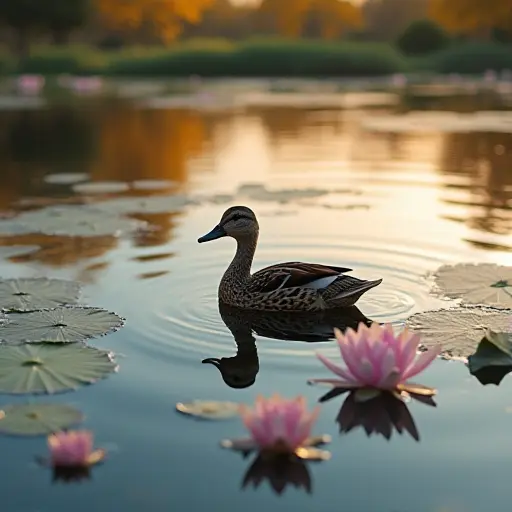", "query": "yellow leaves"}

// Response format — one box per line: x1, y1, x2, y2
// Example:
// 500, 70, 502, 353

259, 0, 363, 38
429, 0, 512, 32
95, 0, 215, 41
